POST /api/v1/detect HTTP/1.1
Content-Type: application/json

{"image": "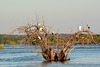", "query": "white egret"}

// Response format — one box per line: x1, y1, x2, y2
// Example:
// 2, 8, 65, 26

39, 27, 43, 31
38, 36, 41, 40
78, 26, 82, 31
